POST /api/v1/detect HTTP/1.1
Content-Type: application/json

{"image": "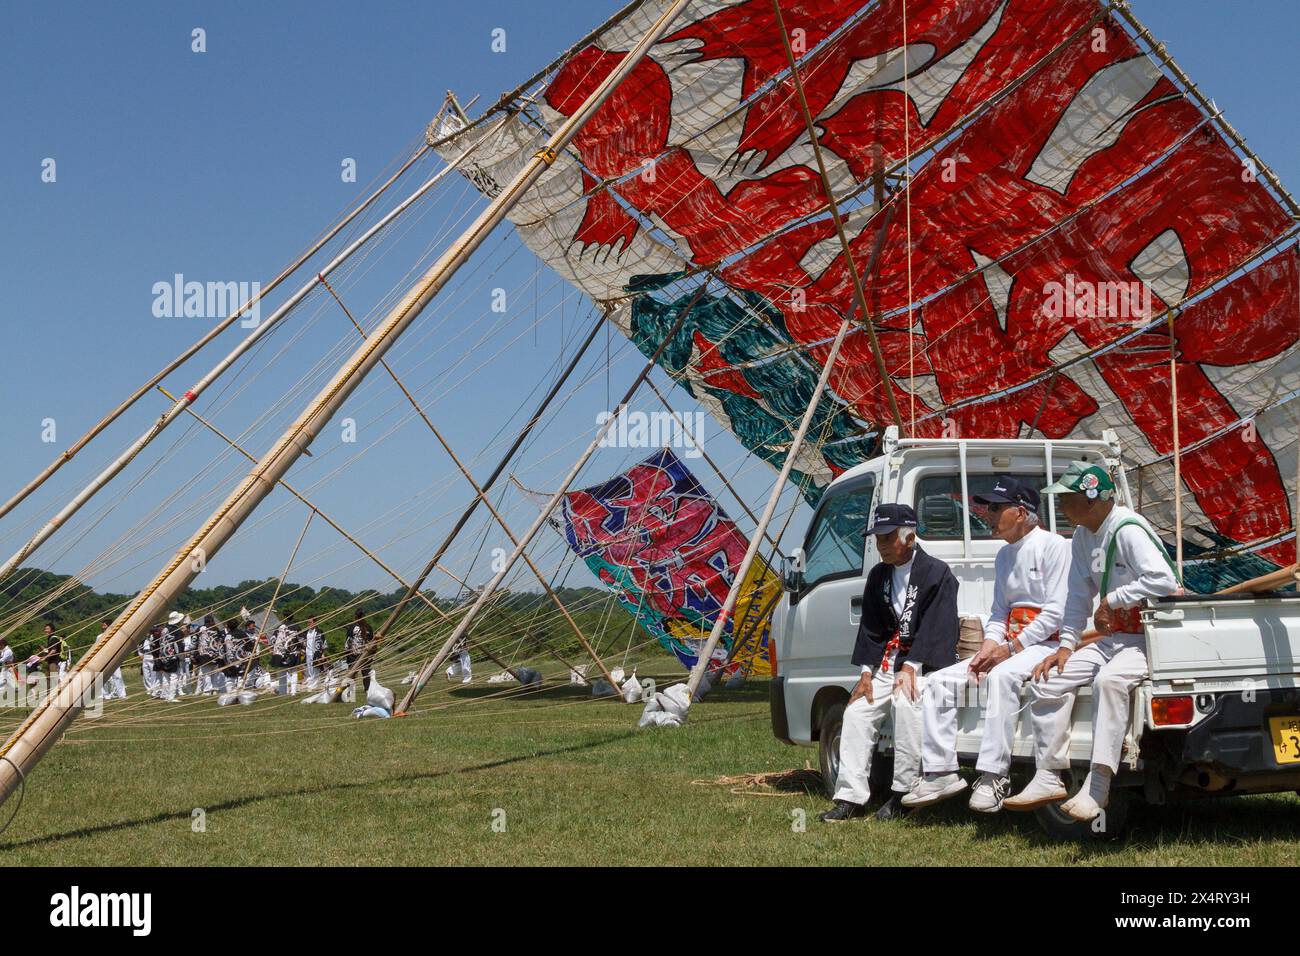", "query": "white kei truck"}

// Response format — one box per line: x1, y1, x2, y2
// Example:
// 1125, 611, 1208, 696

767, 427, 1300, 838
